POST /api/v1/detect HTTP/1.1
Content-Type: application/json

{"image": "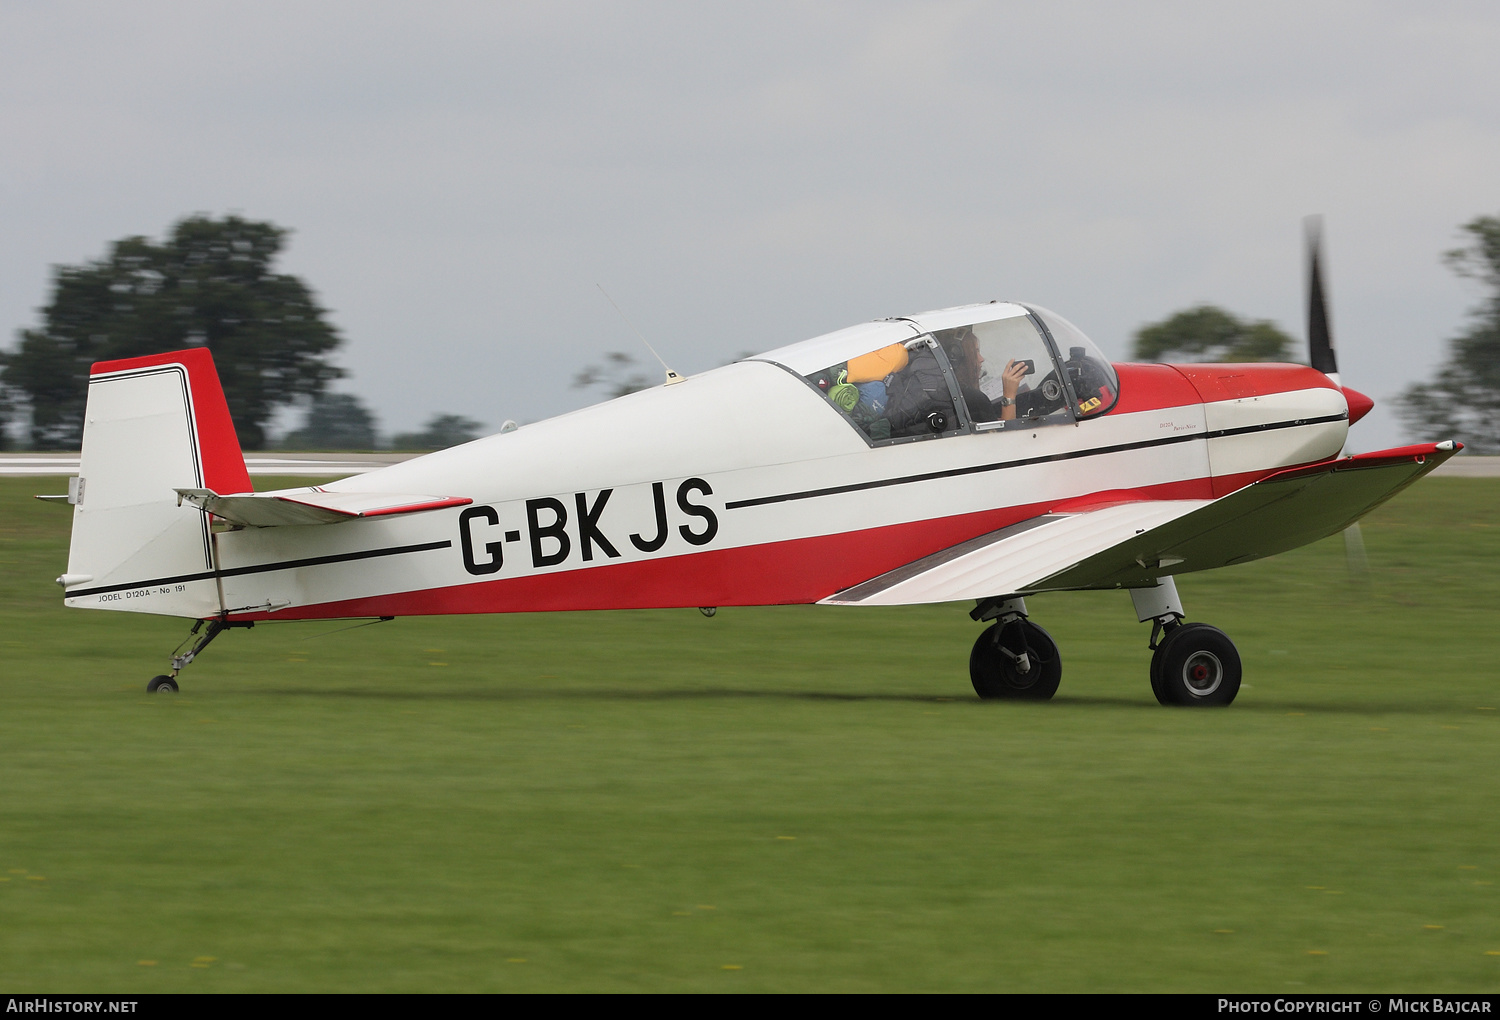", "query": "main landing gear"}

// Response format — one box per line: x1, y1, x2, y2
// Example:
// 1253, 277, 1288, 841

969, 578, 1242, 707
967, 597, 1062, 700
146, 617, 255, 693
1131, 577, 1241, 707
